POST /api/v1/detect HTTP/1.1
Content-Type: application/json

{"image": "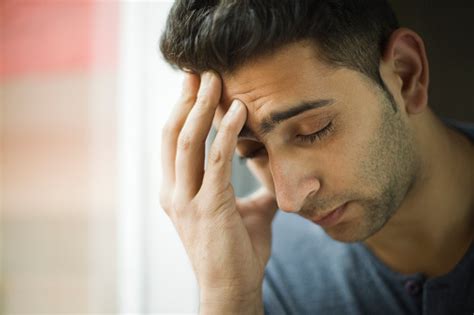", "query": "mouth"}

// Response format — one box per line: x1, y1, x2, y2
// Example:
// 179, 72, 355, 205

310, 202, 348, 227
